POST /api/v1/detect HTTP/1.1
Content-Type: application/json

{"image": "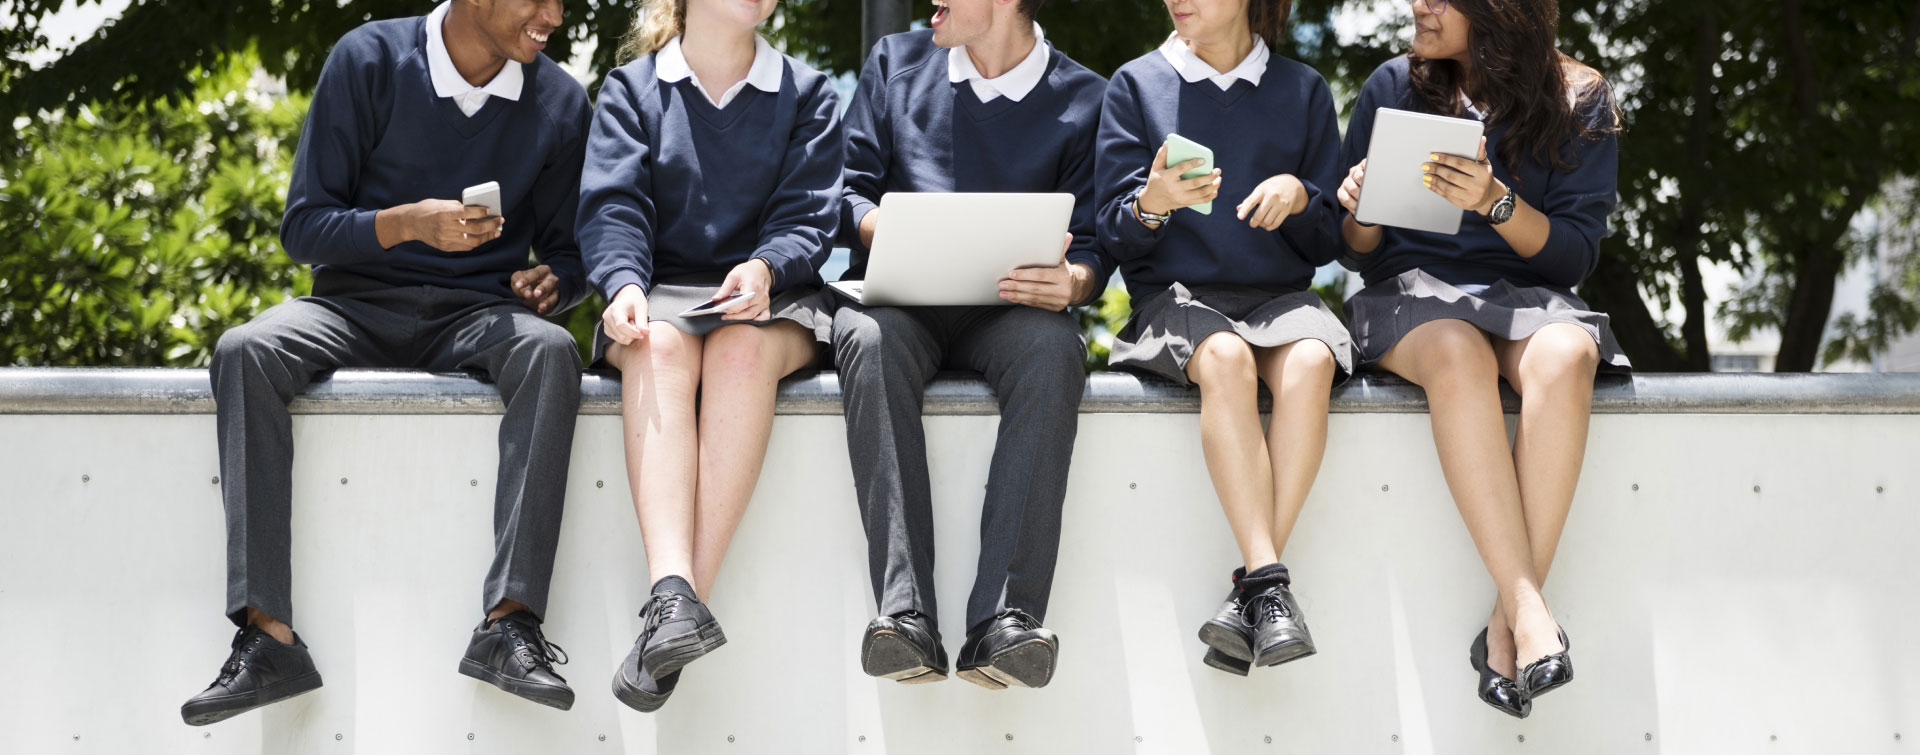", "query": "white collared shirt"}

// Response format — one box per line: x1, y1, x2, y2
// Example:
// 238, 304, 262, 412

948, 23, 1051, 103
1460, 92, 1489, 120
656, 34, 785, 108
1158, 32, 1270, 91
425, 1, 524, 117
